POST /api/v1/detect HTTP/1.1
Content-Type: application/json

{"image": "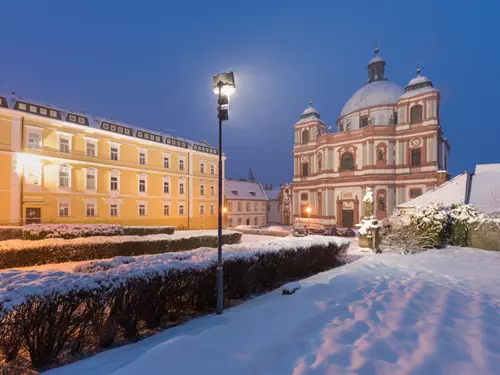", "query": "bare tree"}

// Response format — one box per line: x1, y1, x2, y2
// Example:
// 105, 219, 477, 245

381, 216, 436, 254
488, 188, 500, 218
